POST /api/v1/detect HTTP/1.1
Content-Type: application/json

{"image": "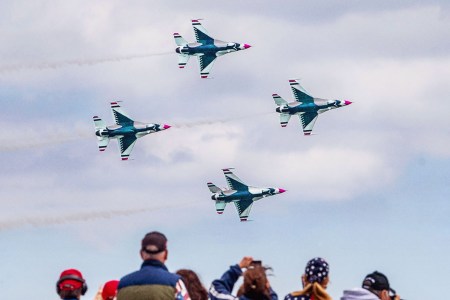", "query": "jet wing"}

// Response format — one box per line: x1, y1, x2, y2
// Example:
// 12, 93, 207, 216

118, 136, 137, 160
299, 112, 318, 135
111, 102, 133, 126
289, 79, 314, 104
234, 199, 254, 222
192, 19, 214, 44
280, 113, 291, 127
223, 168, 248, 191
198, 54, 217, 78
